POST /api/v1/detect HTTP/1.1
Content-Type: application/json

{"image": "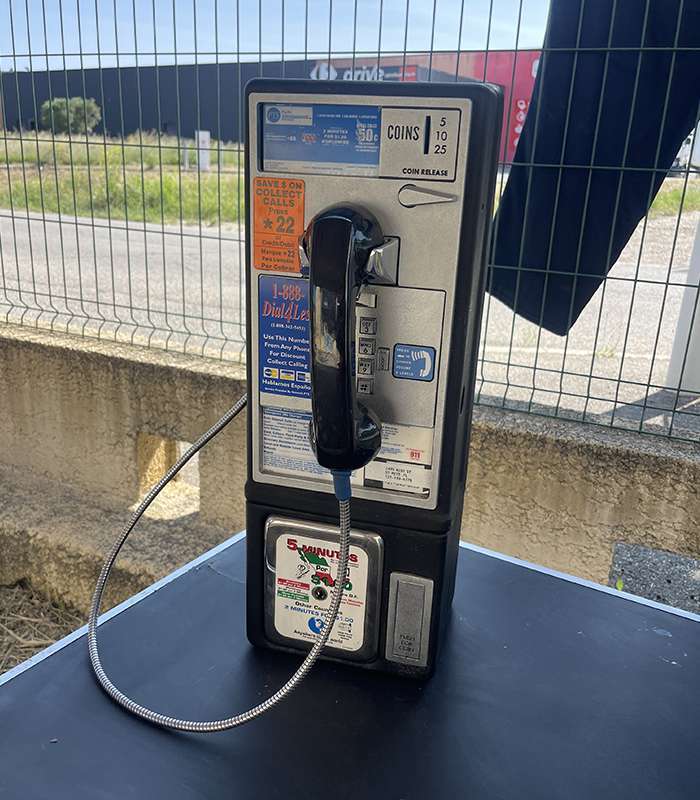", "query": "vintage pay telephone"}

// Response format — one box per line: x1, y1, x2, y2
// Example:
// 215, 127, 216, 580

87, 78, 502, 730
246, 77, 502, 676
